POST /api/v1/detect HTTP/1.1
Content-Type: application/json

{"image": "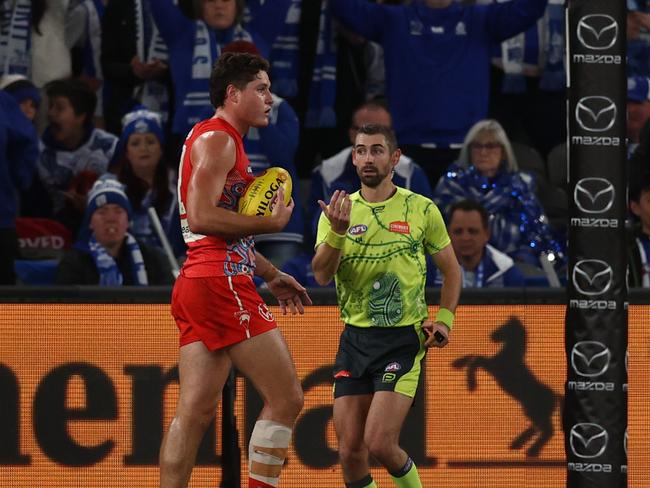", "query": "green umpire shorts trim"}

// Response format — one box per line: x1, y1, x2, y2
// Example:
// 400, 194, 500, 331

393, 326, 426, 398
